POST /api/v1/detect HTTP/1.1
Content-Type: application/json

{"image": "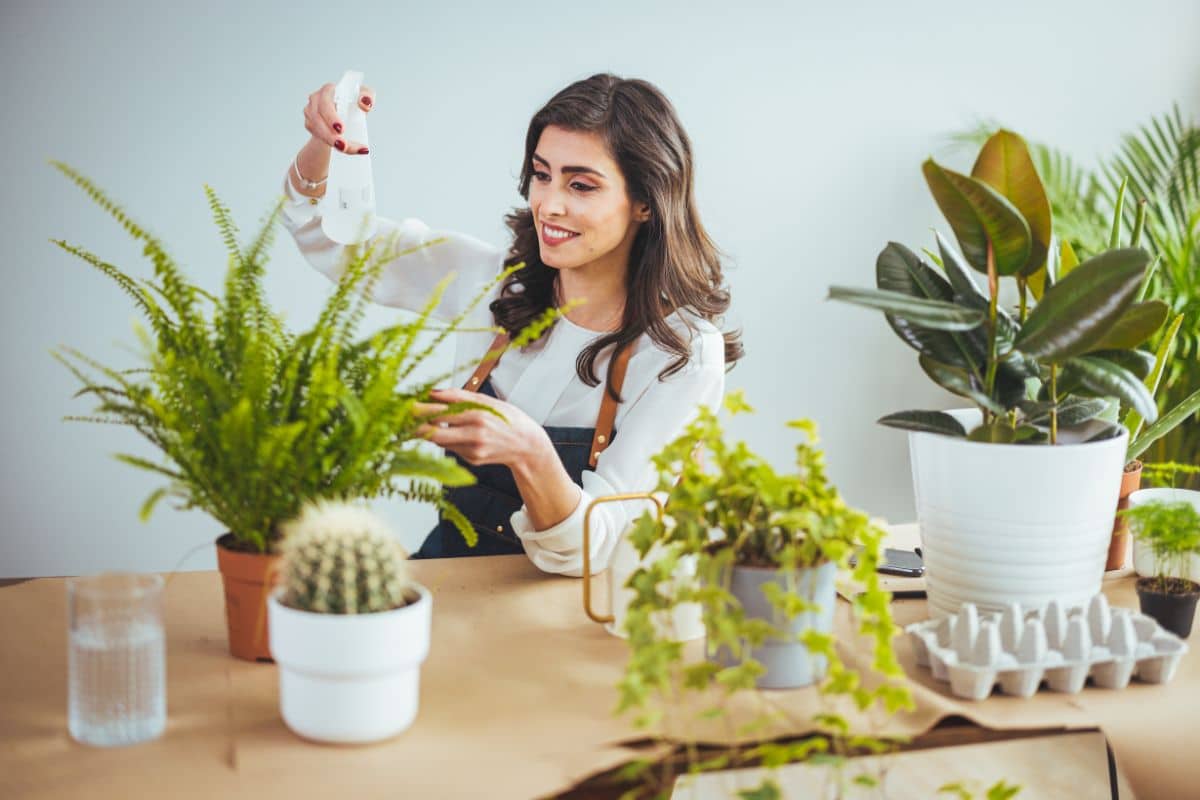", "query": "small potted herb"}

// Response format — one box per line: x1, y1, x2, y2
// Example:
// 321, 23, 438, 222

268, 499, 430, 743
1120, 498, 1200, 638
